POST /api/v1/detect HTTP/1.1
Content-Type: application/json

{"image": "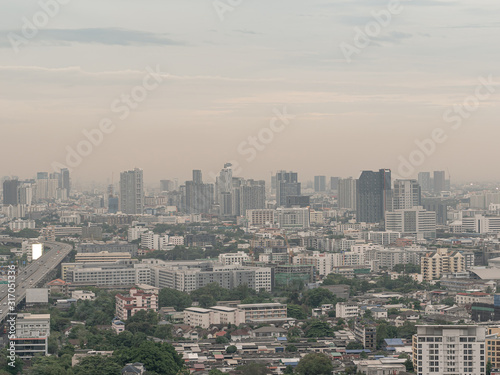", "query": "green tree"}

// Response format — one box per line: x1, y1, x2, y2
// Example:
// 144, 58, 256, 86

287, 304, 308, 320
305, 320, 334, 338
296, 353, 333, 375
226, 345, 237, 354
346, 341, 364, 350
0, 348, 23, 374
114, 341, 185, 375
216, 336, 229, 344
404, 358, 414, 372
236, 363, 270, 375
286, 345, 298, 352
158, 288, 192, 311
284, 365, 295, 375
209, 369, 224, 375
73, 355, 120, 375
29, 356, 70, 375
